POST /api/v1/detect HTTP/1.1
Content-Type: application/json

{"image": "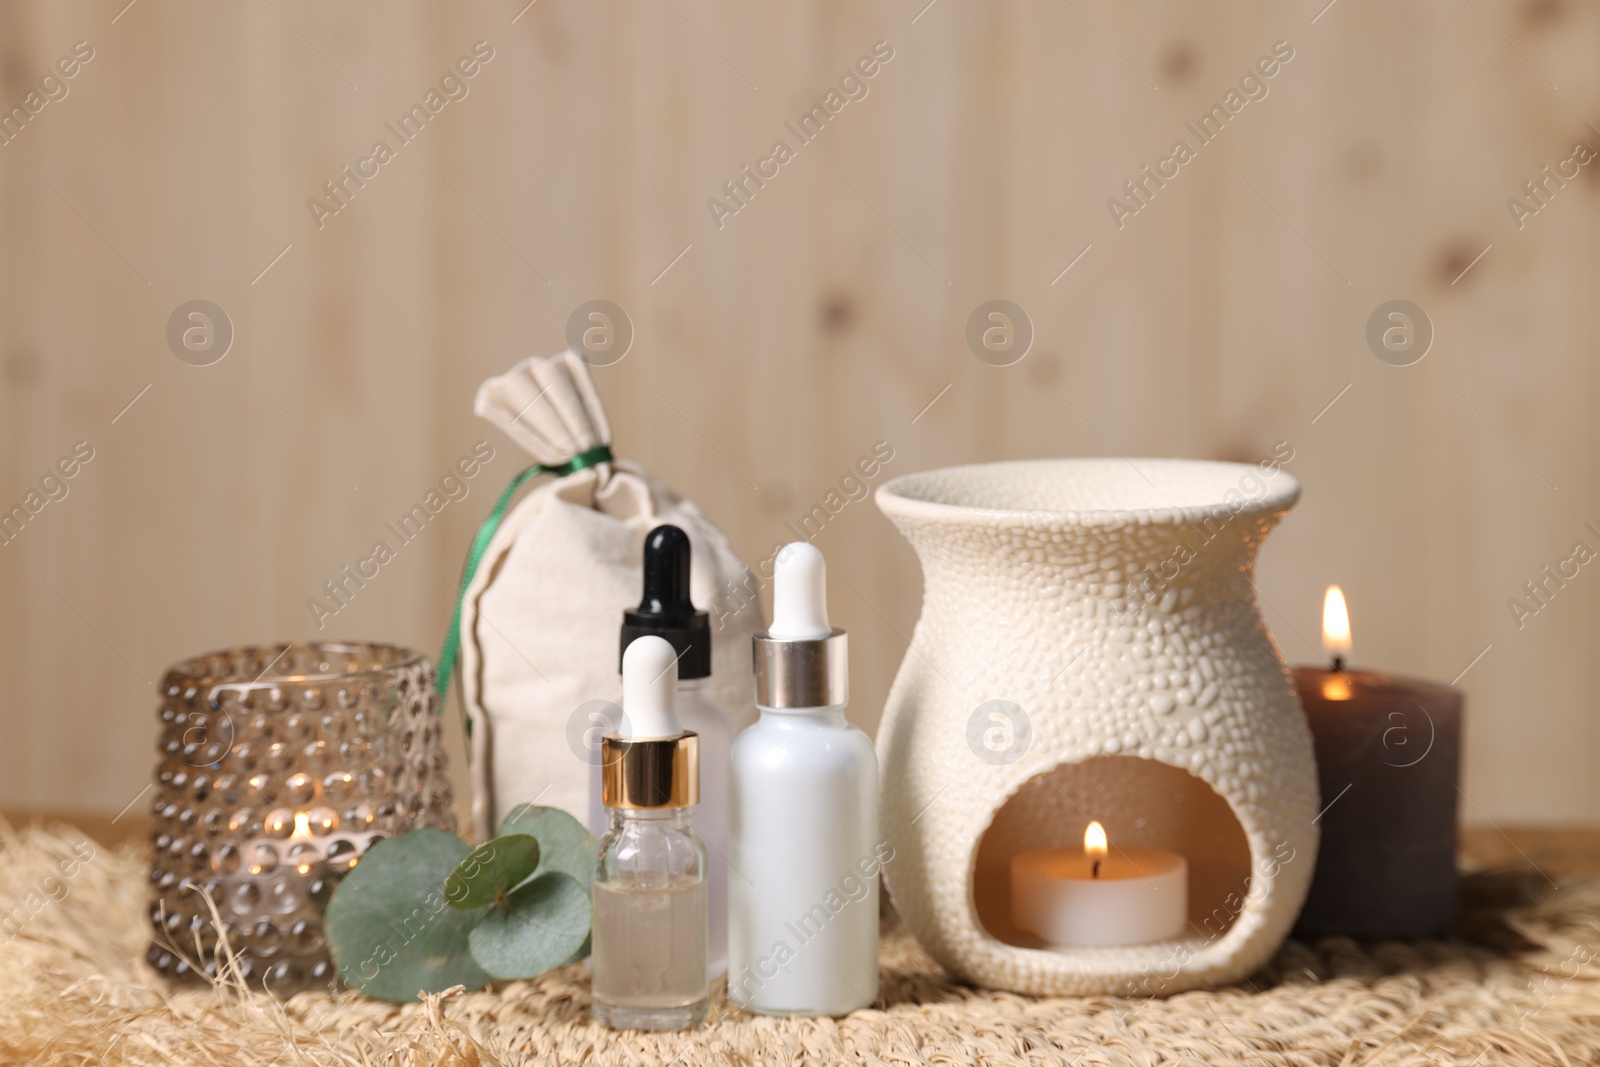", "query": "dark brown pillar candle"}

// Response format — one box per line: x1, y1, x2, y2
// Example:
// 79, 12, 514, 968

1292, 665, 1463, 938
